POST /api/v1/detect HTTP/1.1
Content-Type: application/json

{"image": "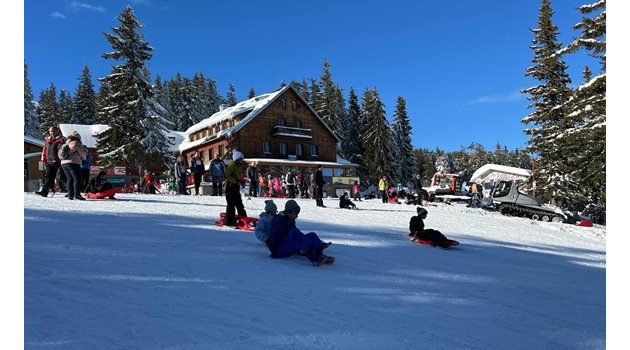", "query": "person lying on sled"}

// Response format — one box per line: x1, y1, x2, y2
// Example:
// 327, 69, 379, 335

86, 170, 113, 194
409, 207, 459, 248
